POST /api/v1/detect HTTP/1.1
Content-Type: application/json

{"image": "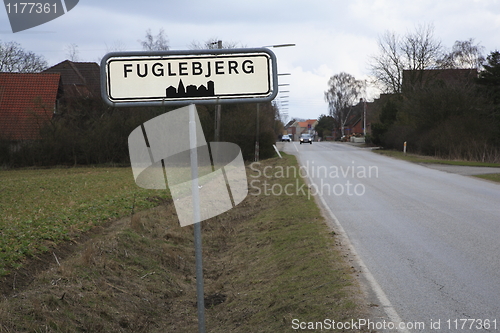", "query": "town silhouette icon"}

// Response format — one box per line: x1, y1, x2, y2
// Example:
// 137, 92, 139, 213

166, 79, 215, 98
